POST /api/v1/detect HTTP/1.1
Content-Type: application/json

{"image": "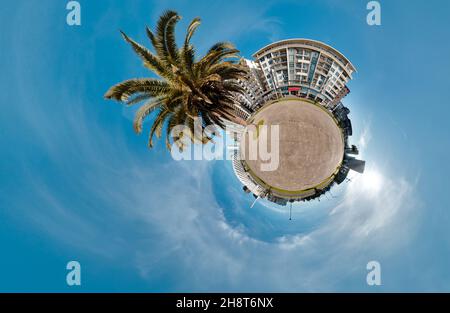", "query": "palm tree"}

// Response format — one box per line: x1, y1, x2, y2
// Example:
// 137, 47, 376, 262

104, 10, 248, 150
